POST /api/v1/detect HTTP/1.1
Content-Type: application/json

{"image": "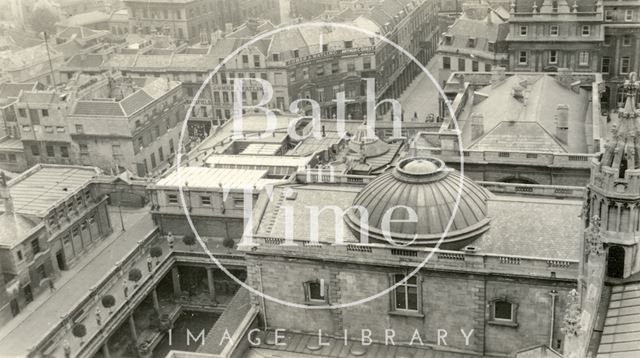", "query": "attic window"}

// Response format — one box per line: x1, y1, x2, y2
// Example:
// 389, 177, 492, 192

444, 35, 453, 45
467, 37, 476, 48
488, 41, 495, 52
